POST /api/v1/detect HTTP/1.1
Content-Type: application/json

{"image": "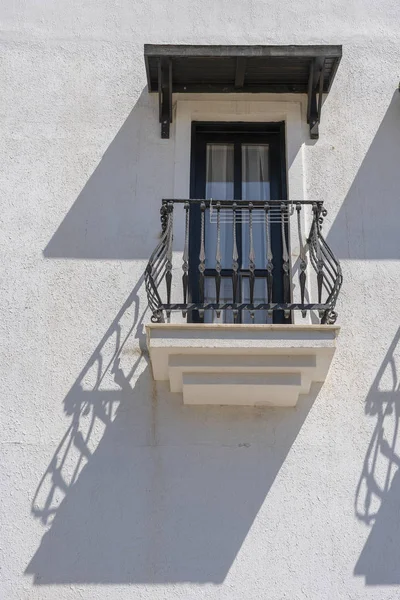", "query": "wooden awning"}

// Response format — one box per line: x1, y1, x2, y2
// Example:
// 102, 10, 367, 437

144, 44, 342, 139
